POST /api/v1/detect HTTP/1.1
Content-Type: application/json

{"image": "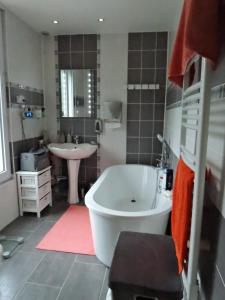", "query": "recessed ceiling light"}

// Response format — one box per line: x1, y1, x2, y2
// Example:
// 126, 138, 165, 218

53, 20, 59, 24
98, 18, 104, 22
